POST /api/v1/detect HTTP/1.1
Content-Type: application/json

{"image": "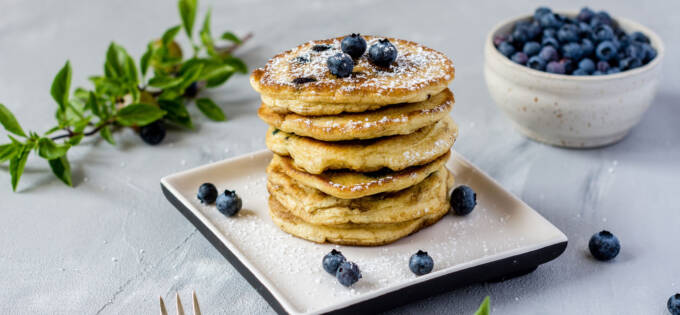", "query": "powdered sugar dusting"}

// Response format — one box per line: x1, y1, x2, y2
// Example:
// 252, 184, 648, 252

257, 36, 454, 94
